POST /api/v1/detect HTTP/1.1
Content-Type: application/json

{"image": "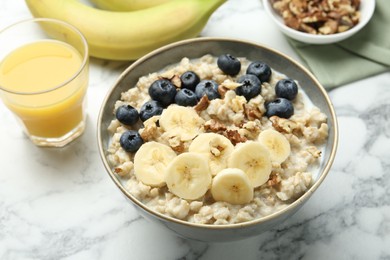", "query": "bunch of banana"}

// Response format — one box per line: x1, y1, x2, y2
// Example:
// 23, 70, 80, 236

89, 0, 171, 11
25, 0, 226, 60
